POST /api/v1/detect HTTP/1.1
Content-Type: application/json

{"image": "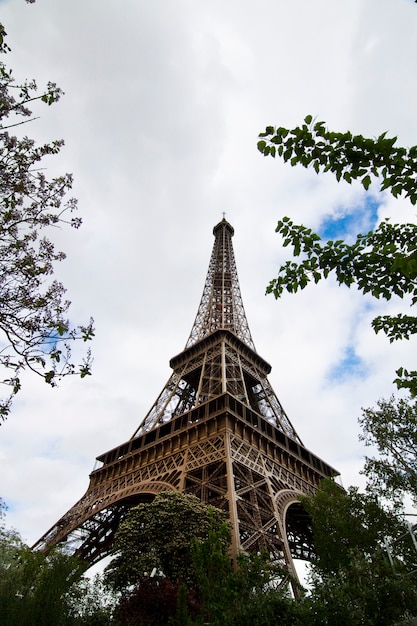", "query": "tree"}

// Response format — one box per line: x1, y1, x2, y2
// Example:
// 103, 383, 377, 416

300, 480, 417, 625
105, 492, 229, 625
191, 530, 304, 626
104, 491, 229, 592
1, 547, 85, 626
301, 479, 413, 575
0, 499, 115, 626
0, 22, 94, 421
2, 550, 114, 626
359, 394, 417, 507
112, 577, 199, 626
257, 116, 417, 395
106, 493, 306, 626
305, 554, 417, 626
